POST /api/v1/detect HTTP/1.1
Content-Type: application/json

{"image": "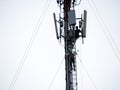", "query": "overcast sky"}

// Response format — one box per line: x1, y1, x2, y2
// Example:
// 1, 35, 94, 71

0, 0, 120, 90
